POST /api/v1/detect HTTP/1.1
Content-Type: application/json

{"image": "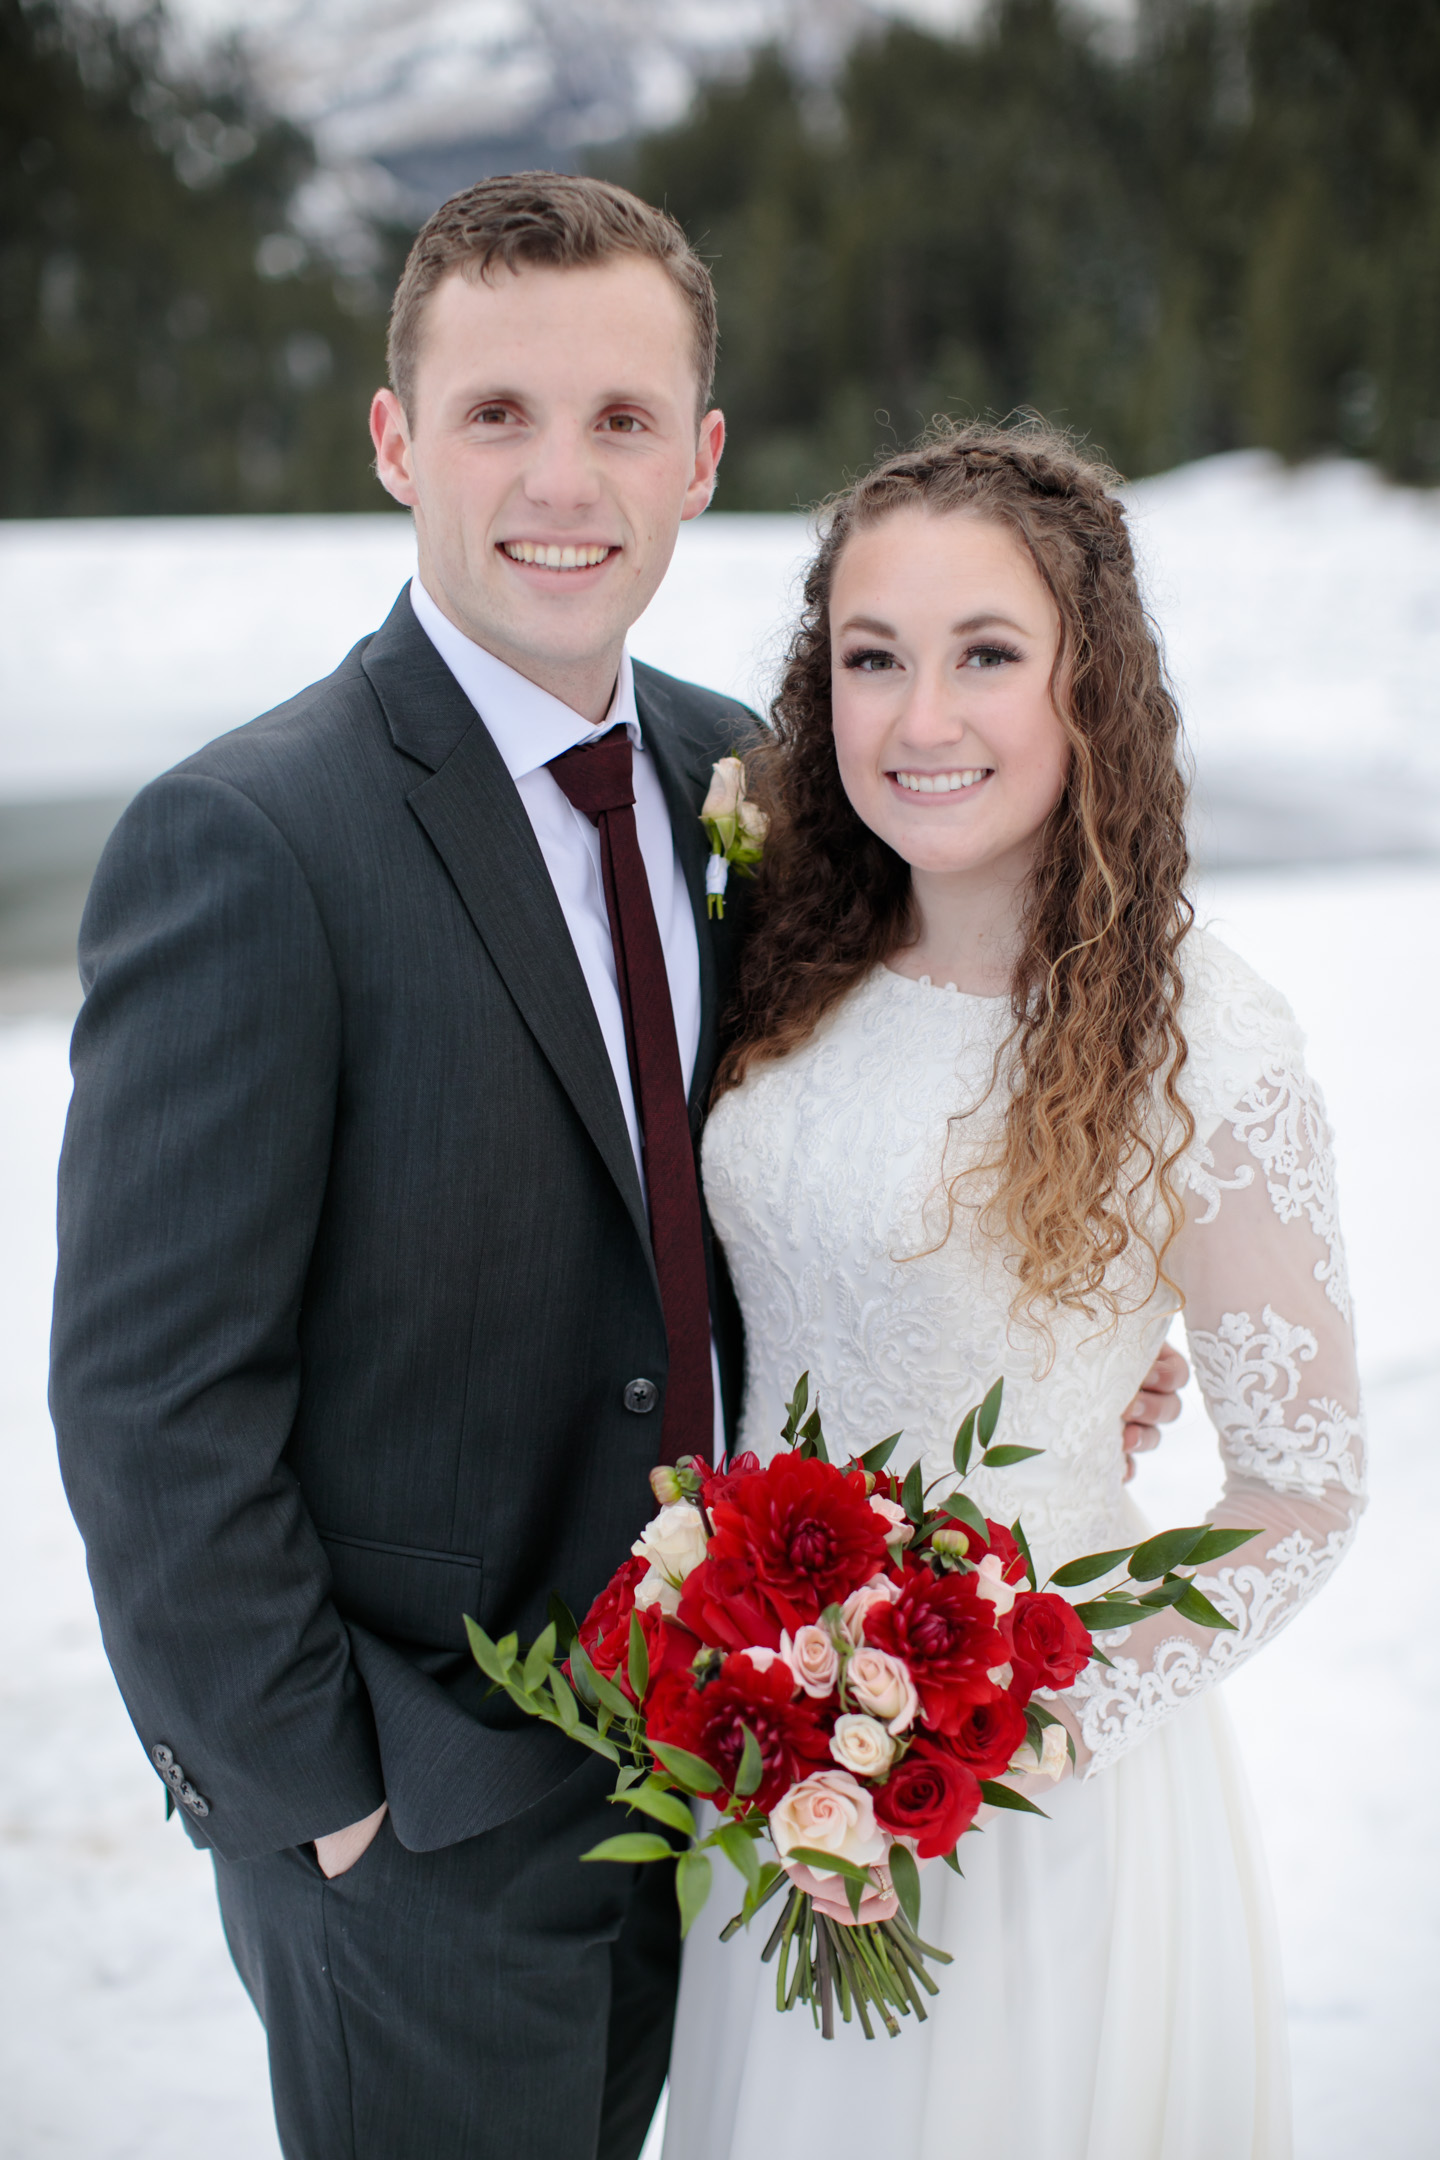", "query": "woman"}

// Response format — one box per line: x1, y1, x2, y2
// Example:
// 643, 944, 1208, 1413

663, 424, 1362, 2158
